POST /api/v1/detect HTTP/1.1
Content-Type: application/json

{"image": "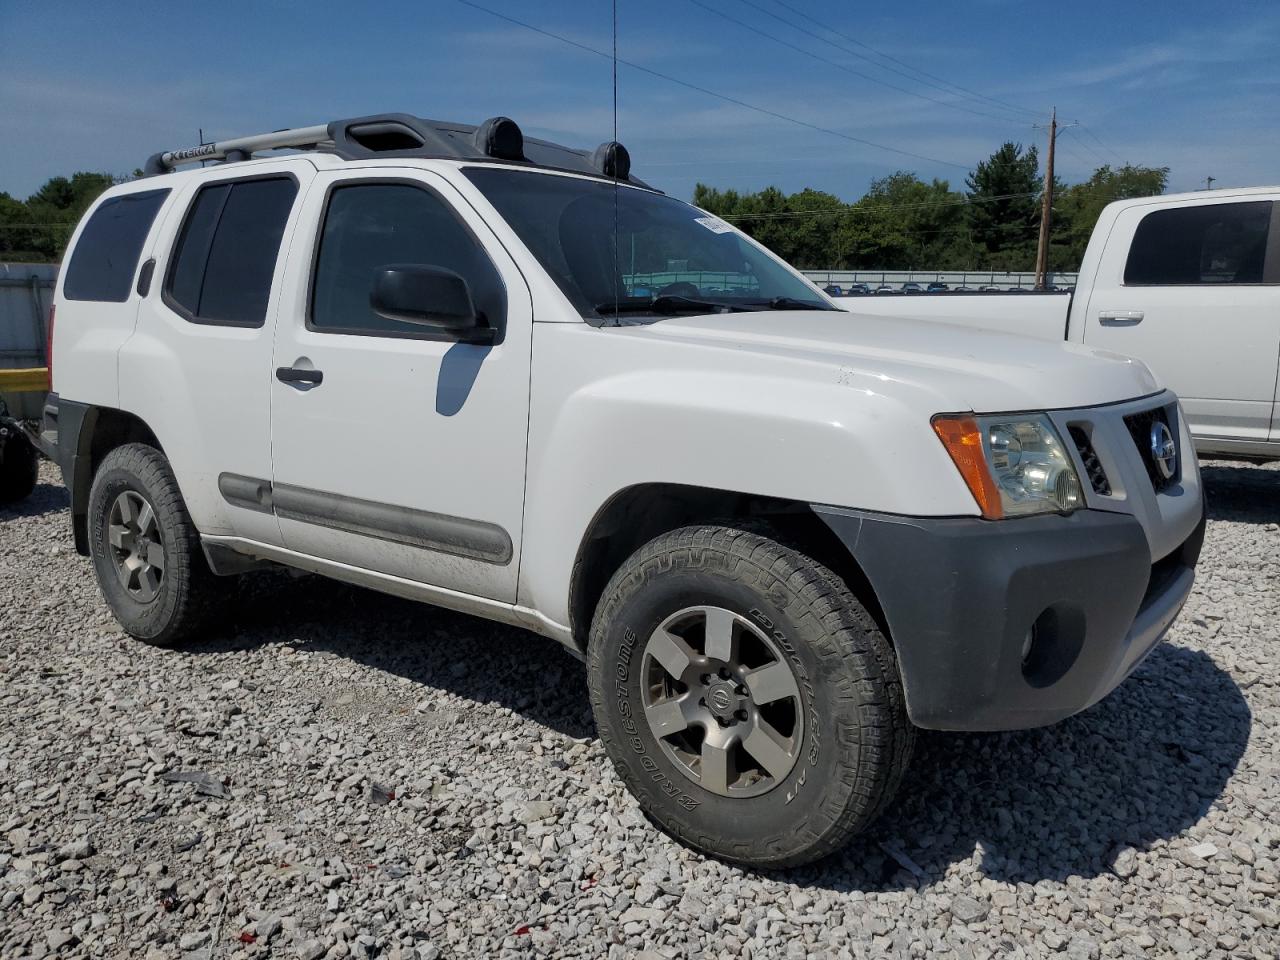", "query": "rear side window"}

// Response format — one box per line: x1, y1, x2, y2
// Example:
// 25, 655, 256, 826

165, 176, 298, 326
1124, 201, 1276, 285
63, 189, 168, 302
309, 182, 505, 336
